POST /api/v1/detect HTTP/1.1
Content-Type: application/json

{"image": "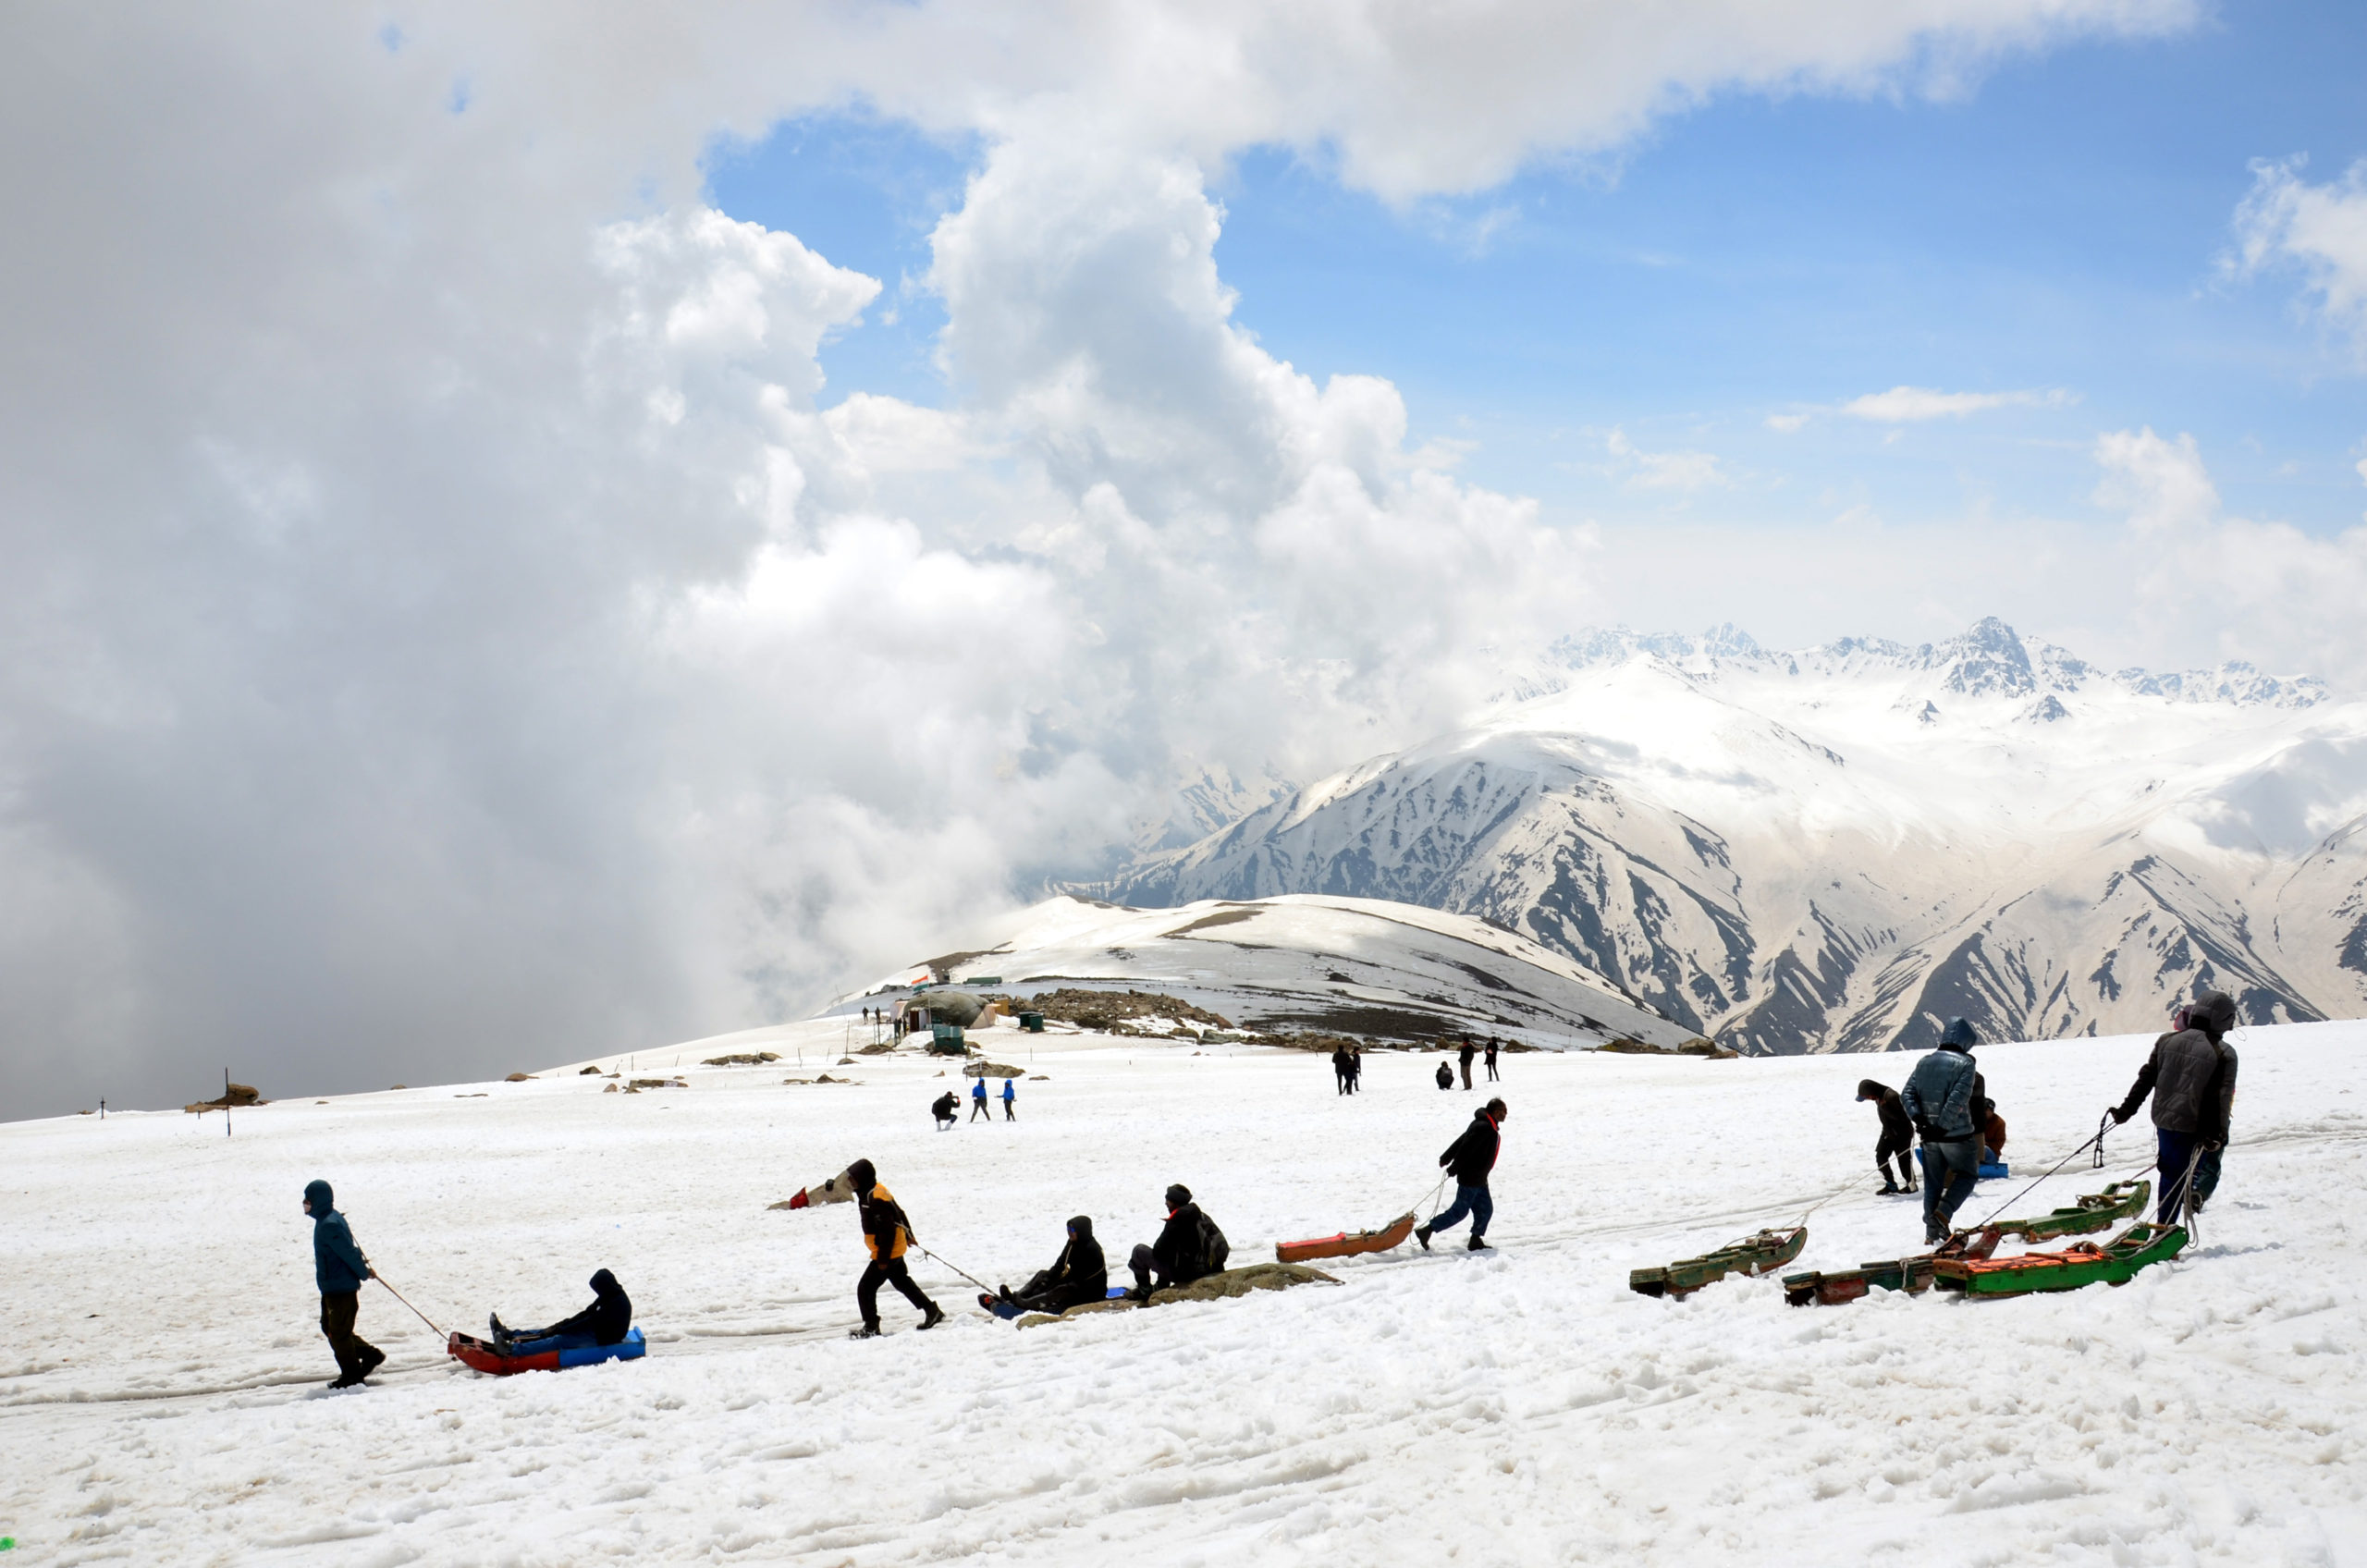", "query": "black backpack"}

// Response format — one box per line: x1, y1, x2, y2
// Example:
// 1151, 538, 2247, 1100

1196, 1210, 1230, 1274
